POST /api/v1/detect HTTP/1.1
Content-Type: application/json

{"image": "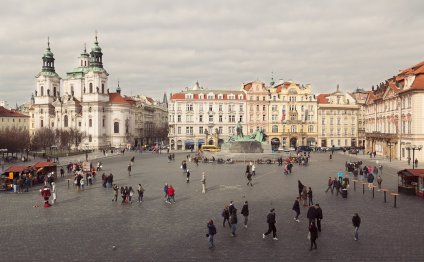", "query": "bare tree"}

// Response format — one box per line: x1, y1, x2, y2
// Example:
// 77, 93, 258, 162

31, 128, 55, 151
0, 127, 30, 156
69, 128, 85, 149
